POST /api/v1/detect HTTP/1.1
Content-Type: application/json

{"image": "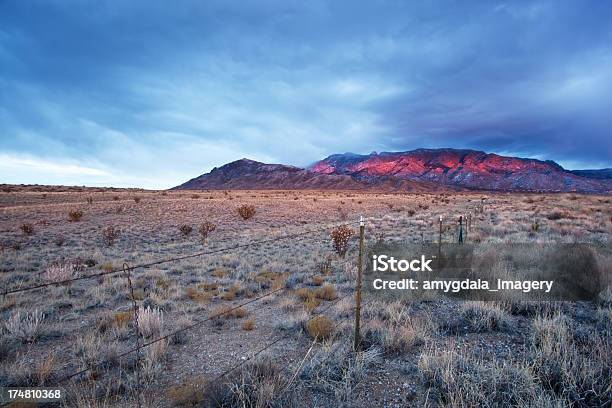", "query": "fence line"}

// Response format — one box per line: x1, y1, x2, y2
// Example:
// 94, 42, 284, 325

3, 219, 364, 296
1, 209, 485, 406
